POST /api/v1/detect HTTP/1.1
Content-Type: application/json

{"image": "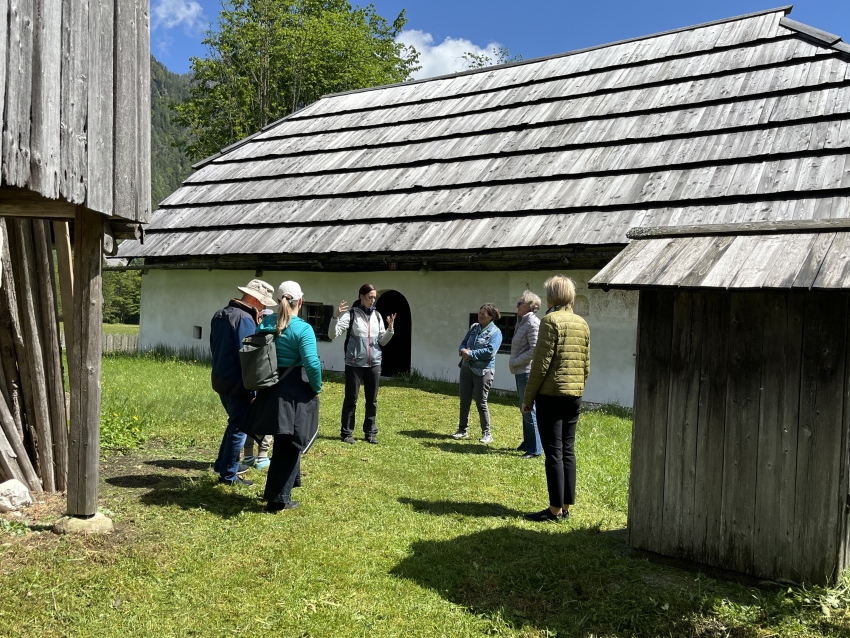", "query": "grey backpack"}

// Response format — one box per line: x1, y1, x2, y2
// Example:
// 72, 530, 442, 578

239, 333, 279, 390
